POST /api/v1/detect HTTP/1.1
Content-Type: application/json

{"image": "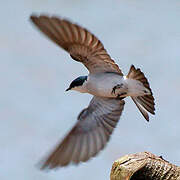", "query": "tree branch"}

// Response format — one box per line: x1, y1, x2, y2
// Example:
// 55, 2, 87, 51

110, 152, 180, 180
